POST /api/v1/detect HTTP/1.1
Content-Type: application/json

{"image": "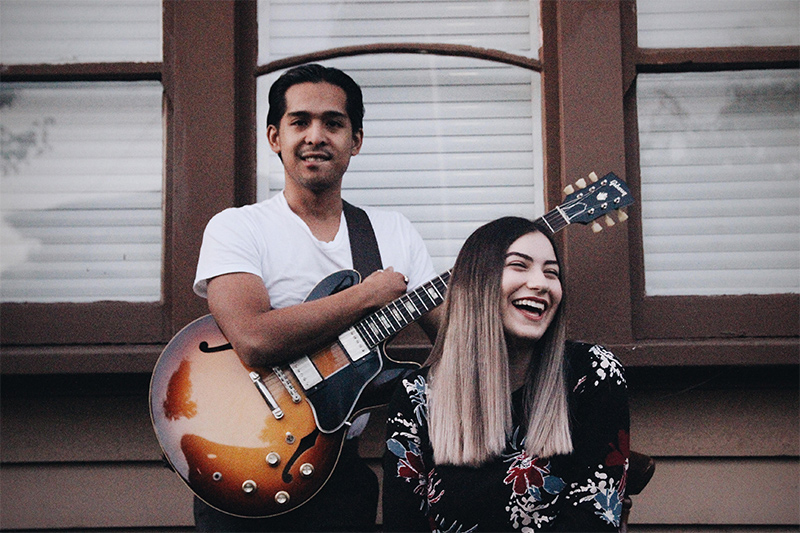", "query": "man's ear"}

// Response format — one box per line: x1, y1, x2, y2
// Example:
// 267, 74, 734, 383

351, 128, 364, 156
267, 124, 281, 155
